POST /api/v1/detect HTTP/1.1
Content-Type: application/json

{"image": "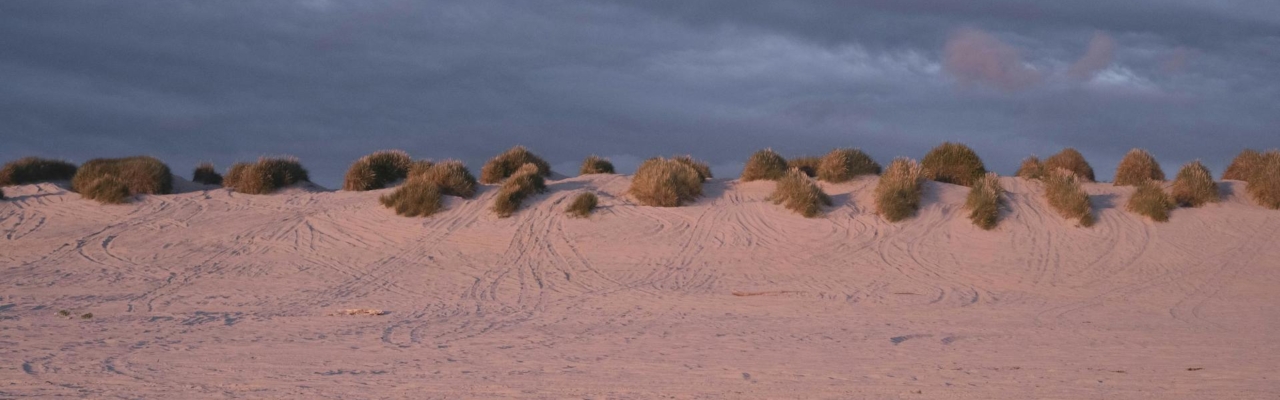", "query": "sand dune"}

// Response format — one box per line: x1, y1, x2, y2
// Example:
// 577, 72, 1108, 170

1, 175, 1277, 398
